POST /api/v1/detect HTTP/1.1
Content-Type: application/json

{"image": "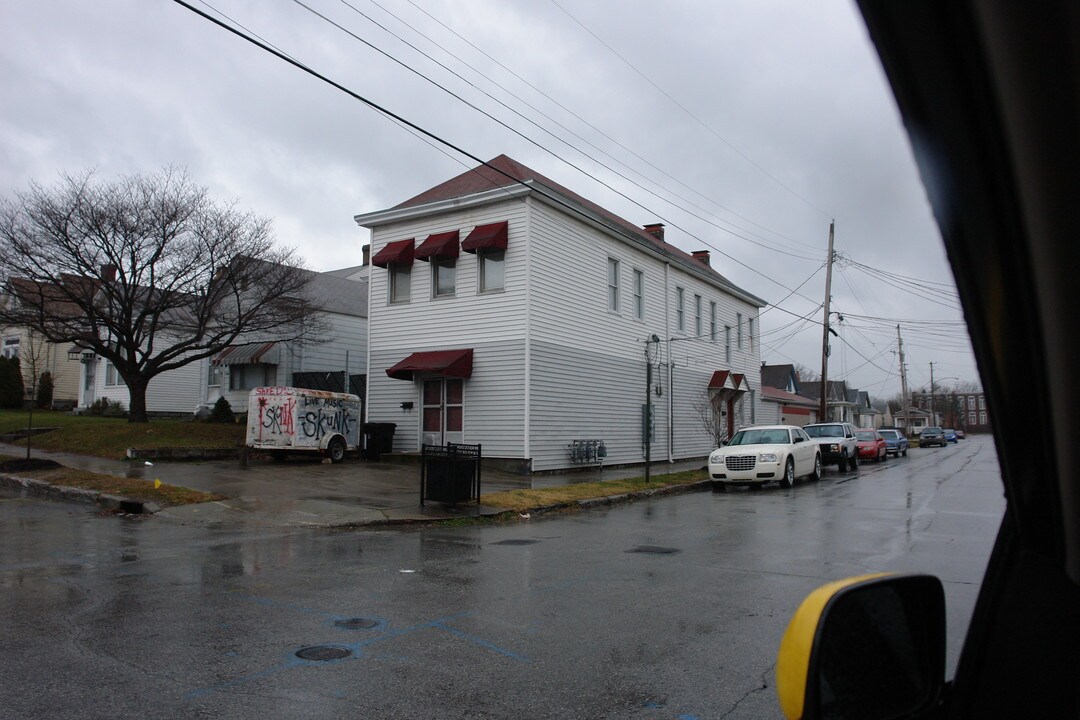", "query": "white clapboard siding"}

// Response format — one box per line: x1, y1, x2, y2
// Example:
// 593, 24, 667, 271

94, 353, 203, 413
290, 313, 368, 374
